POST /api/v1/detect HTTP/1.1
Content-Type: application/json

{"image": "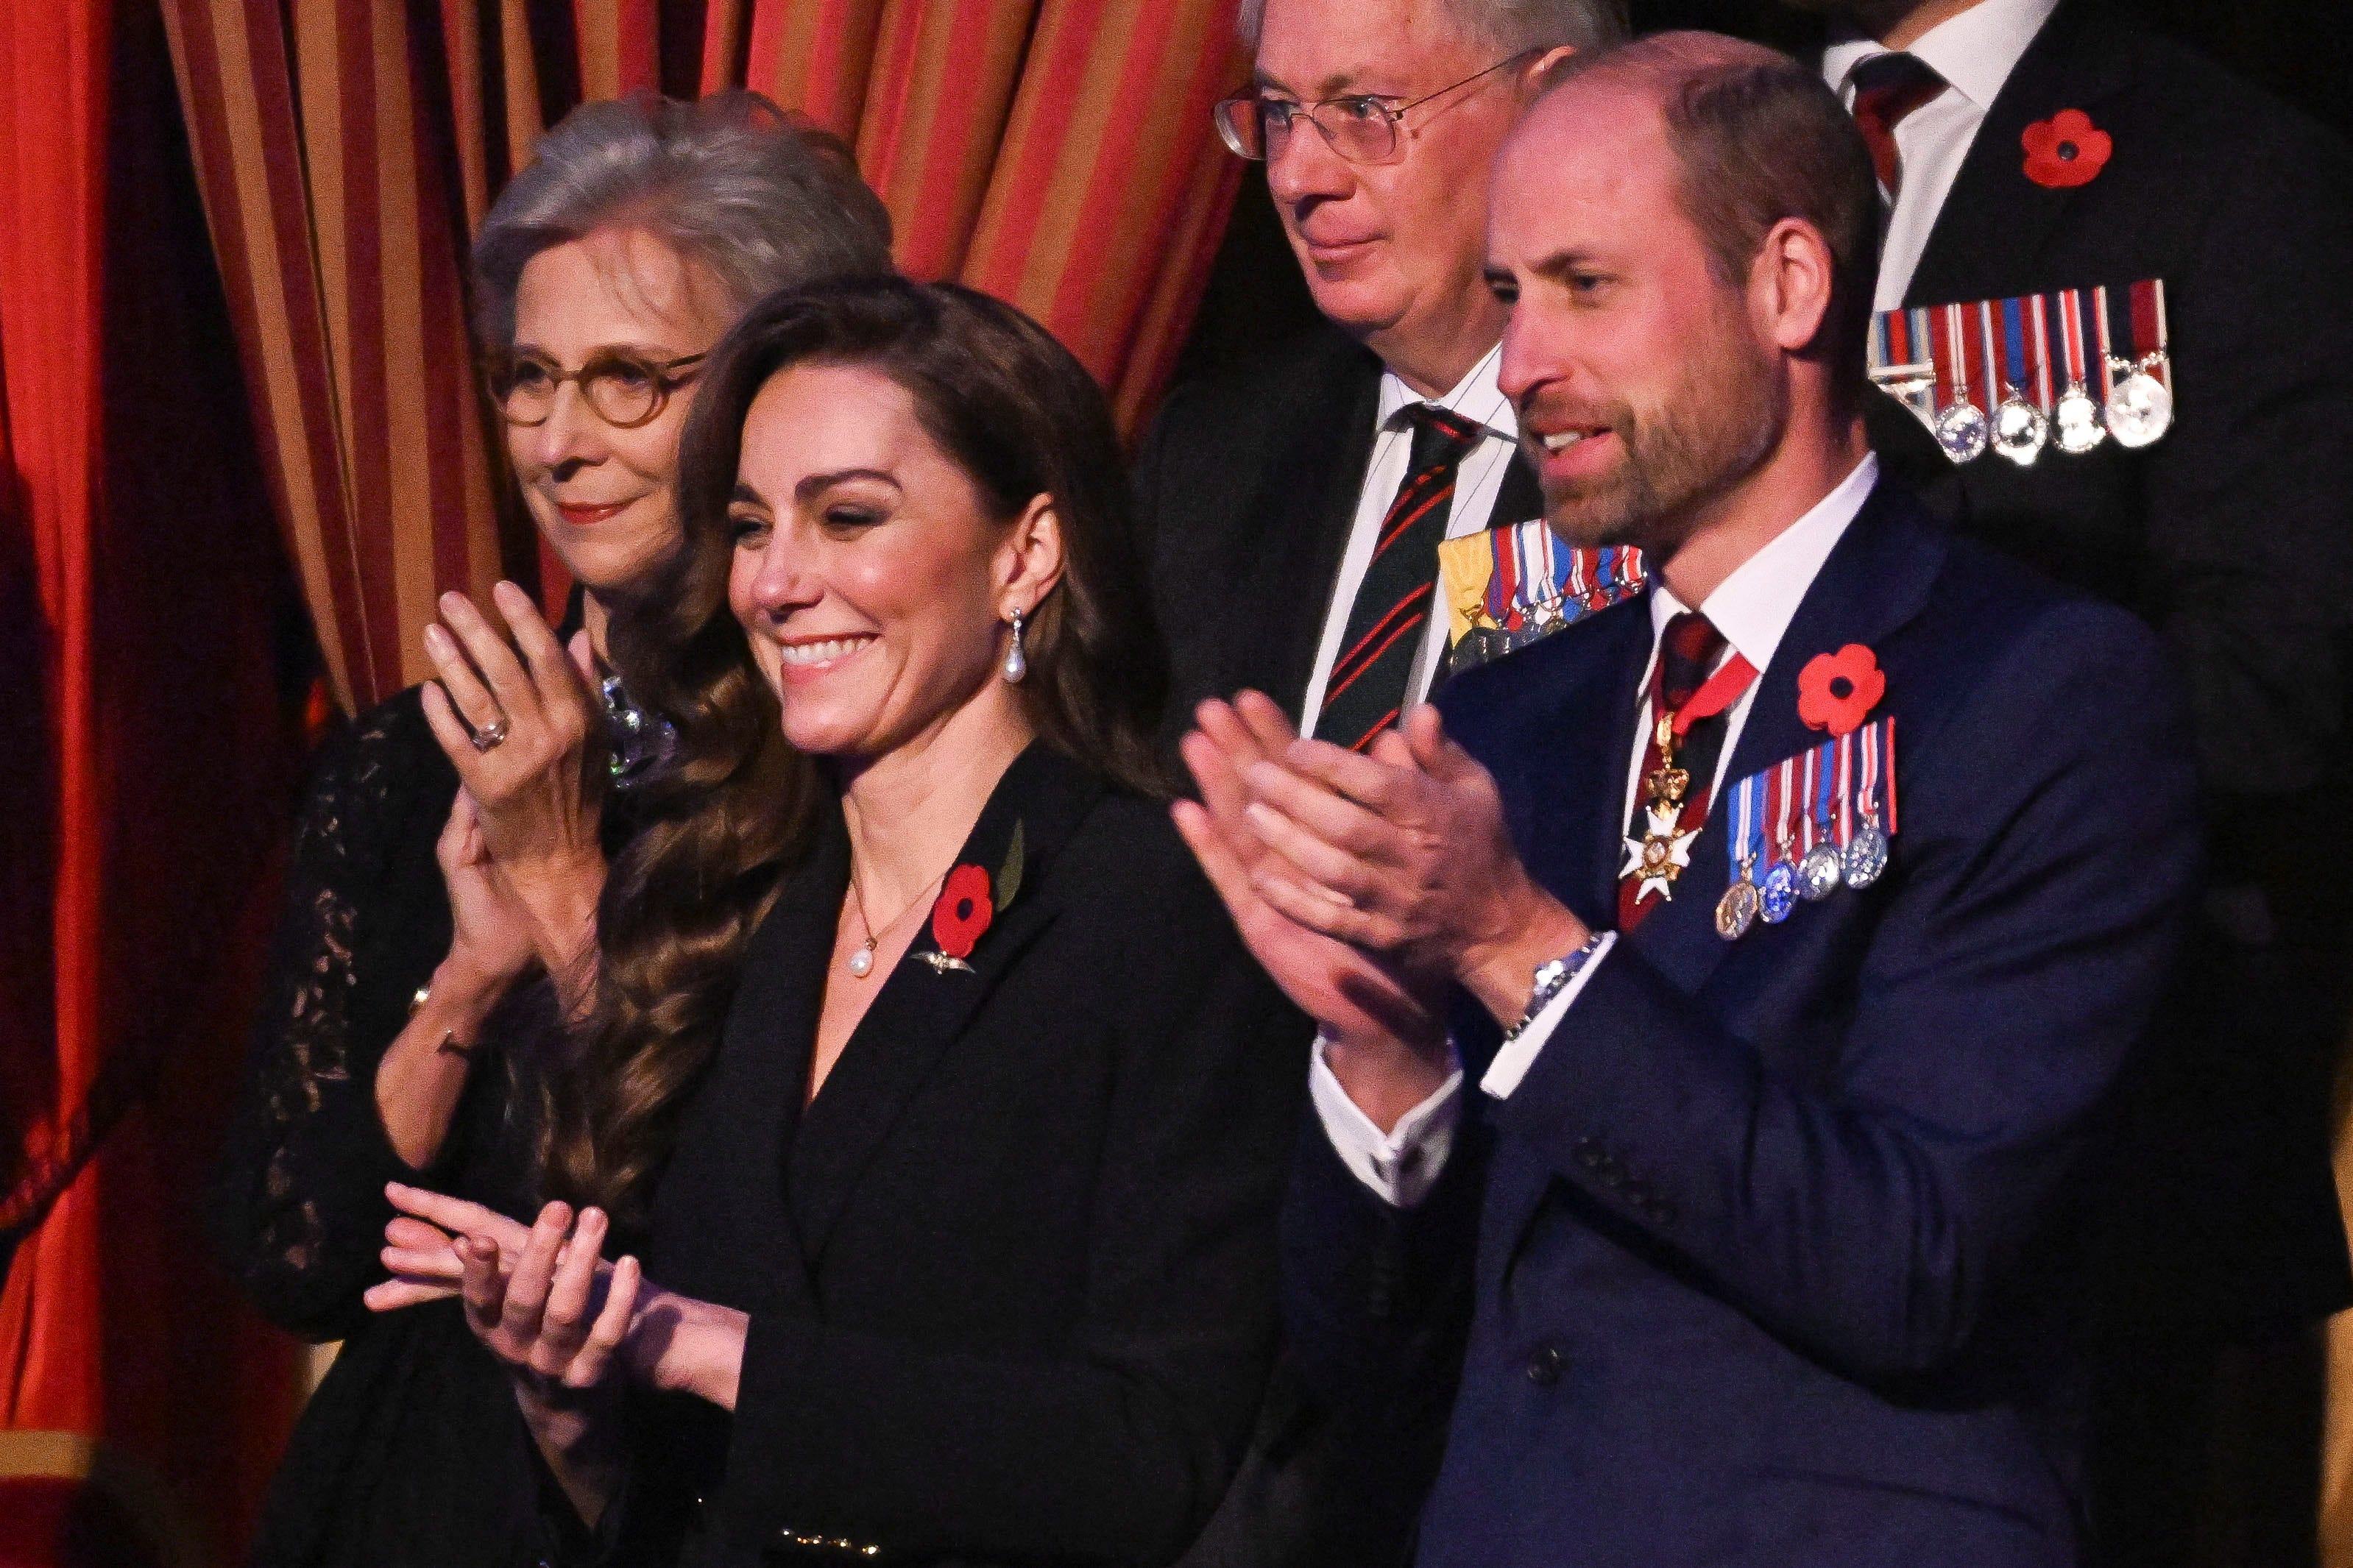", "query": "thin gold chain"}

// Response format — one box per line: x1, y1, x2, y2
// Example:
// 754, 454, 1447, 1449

847, 865, 948, 962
